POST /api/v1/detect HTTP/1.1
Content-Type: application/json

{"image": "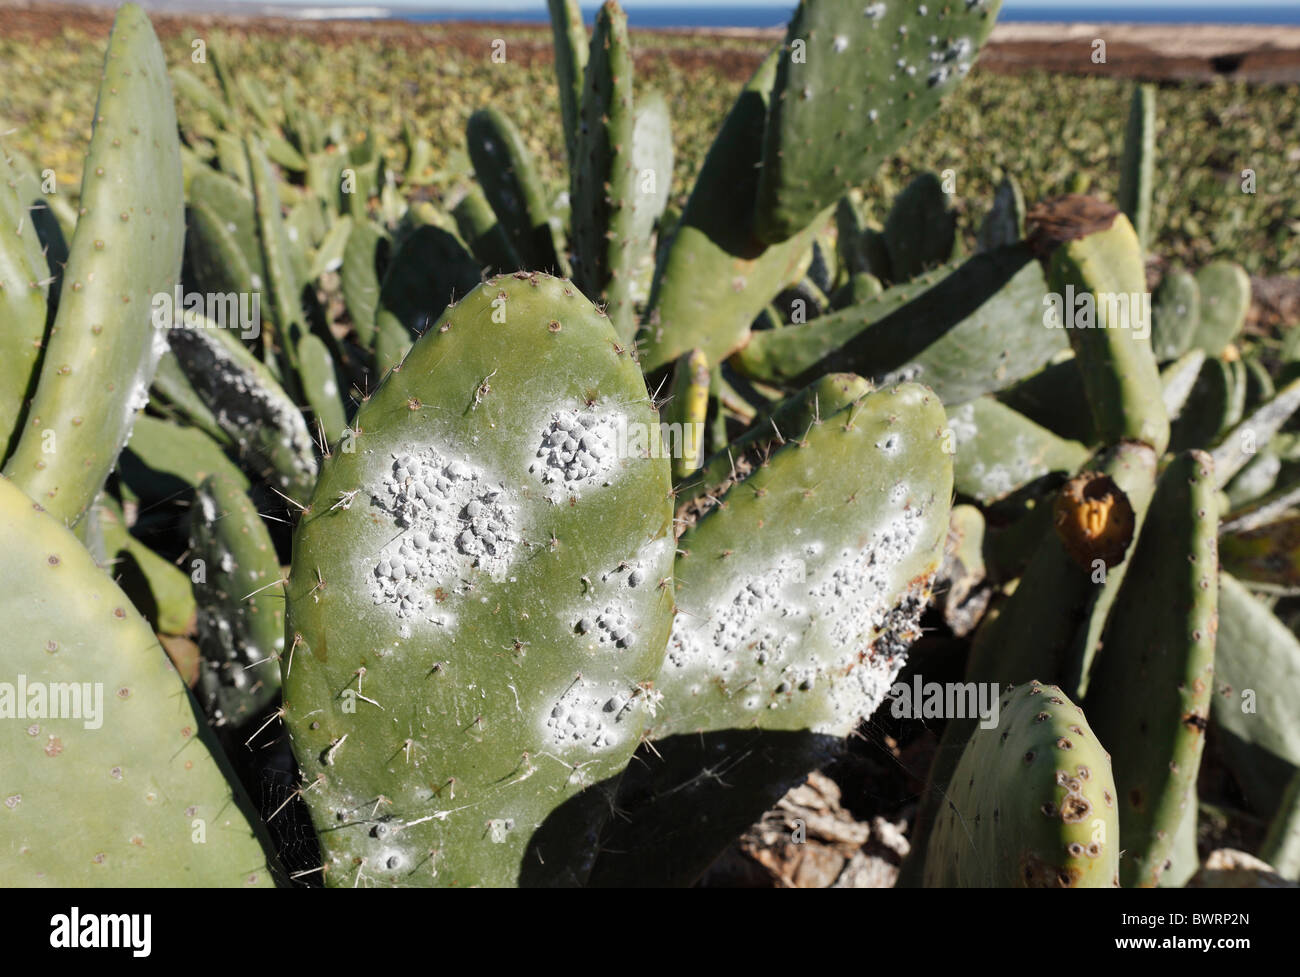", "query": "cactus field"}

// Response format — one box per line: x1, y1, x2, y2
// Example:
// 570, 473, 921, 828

0, 0, 1299, 890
